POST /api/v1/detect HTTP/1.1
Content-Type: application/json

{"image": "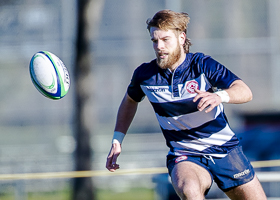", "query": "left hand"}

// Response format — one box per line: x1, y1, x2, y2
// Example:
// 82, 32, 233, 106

193, 88, 222, 113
